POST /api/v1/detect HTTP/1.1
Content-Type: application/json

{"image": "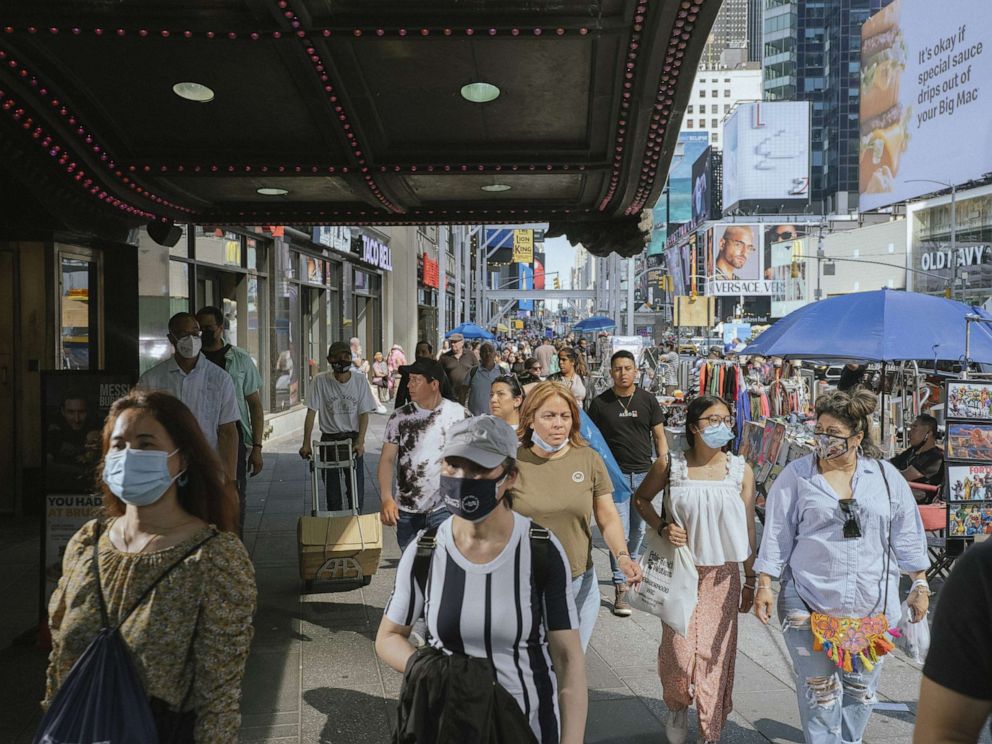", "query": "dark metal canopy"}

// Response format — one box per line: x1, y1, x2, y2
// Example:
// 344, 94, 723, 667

0, 0, 718, 255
